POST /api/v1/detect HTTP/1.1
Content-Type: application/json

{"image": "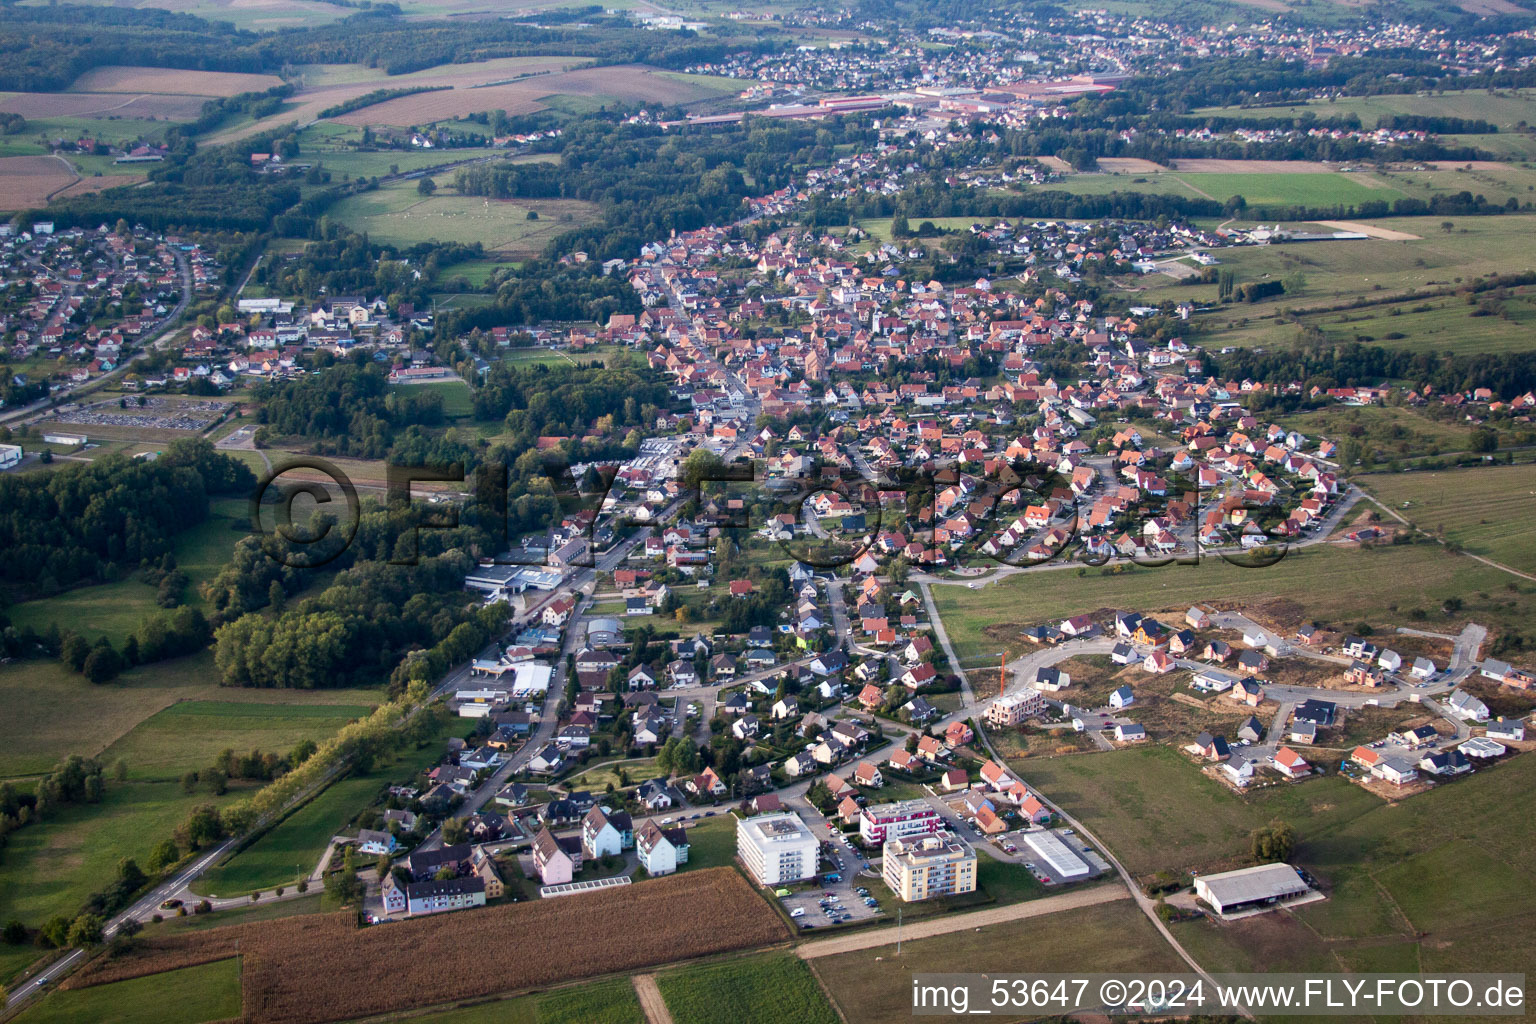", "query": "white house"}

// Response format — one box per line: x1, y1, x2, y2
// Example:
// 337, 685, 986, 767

637, 820, 689, 876
1109, 684, 1135, 709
